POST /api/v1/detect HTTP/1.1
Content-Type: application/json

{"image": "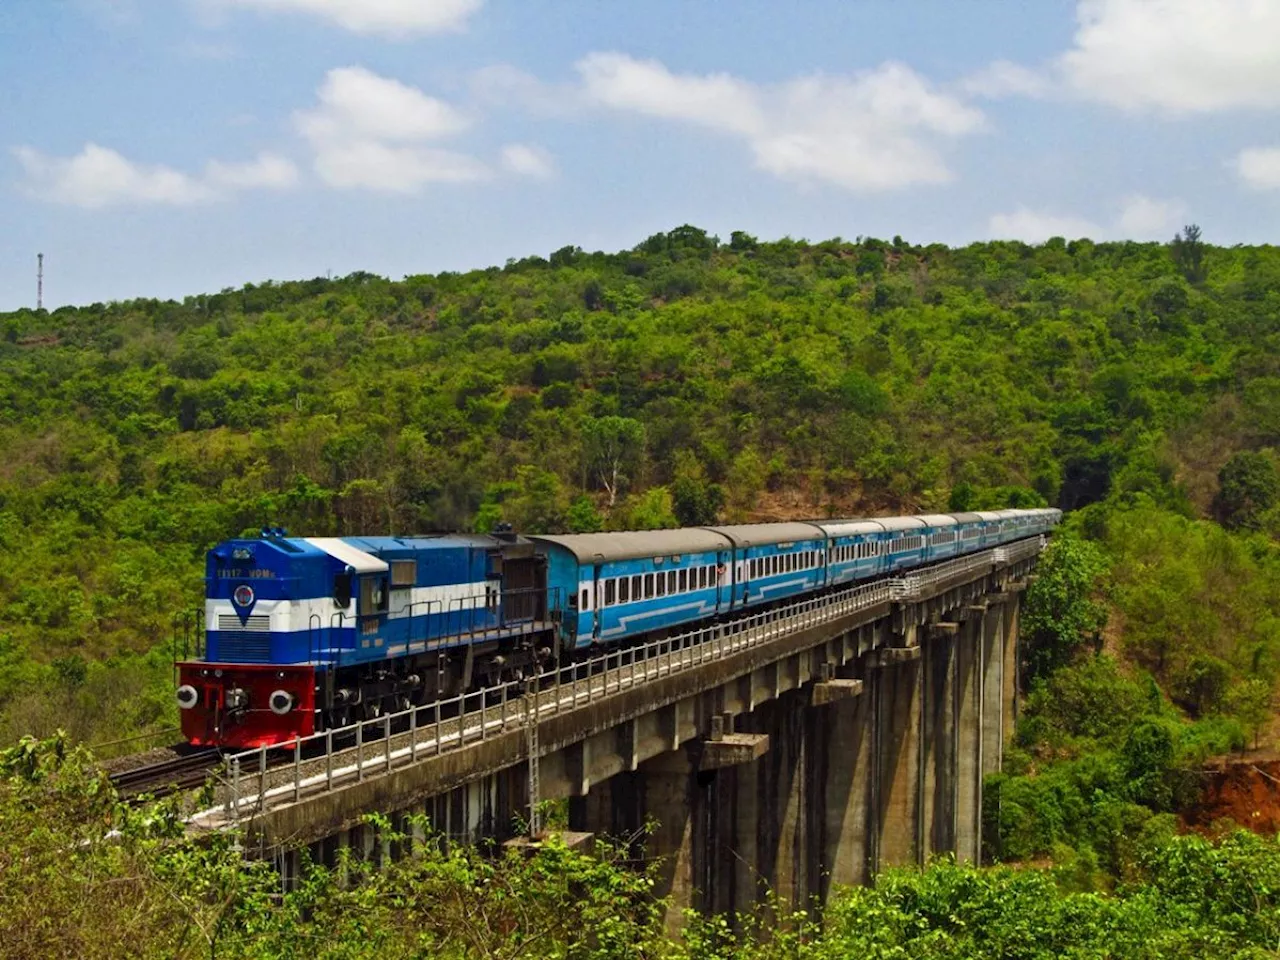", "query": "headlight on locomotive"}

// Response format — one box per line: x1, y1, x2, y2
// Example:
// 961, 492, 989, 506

269, 689, 295, 715
176, 685, 199, 710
